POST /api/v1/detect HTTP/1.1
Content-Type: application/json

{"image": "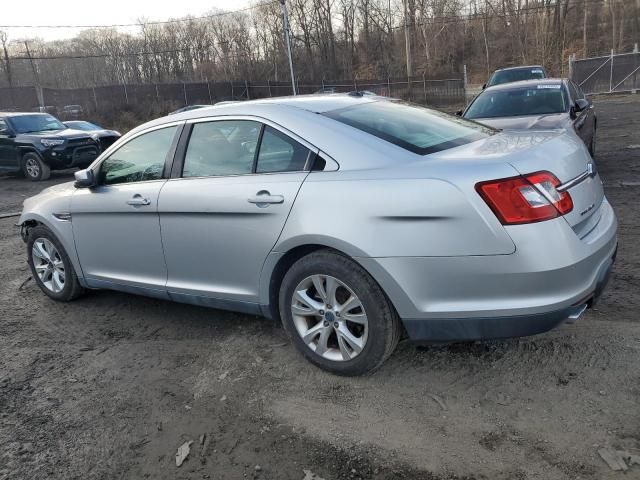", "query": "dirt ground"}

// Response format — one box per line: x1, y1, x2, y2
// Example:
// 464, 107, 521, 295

1, 95, 639, 480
